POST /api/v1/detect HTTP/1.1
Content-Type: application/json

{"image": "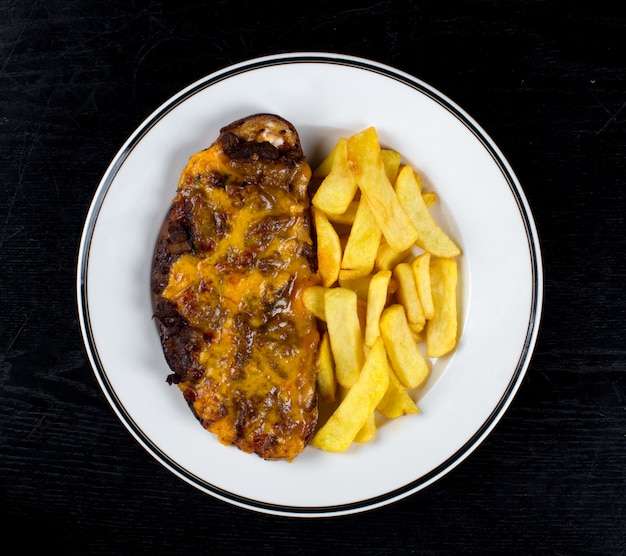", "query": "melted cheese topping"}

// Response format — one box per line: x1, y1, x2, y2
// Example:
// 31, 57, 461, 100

161, 143, 319, 459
